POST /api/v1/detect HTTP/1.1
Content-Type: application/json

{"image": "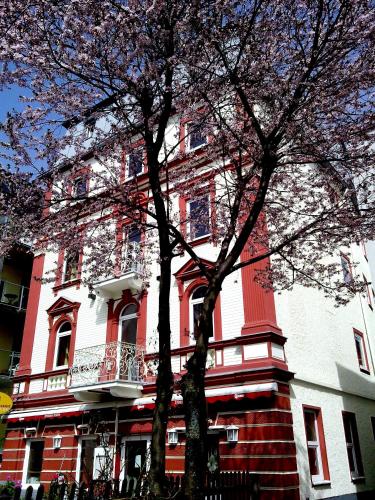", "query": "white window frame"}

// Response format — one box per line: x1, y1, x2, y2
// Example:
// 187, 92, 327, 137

189, 286, 214, 345
354, 331, 369, 372
185, 122, 207, 152
54, 322, 72, 369
304, 409, 324, 484
120, 435, 151, 484
119, 304, 138, 344
187, 194, 210, 241
343, 414, 362, 479
126, 149, 144, 179
75, 436, 97, 484
22, 439, 45, 489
